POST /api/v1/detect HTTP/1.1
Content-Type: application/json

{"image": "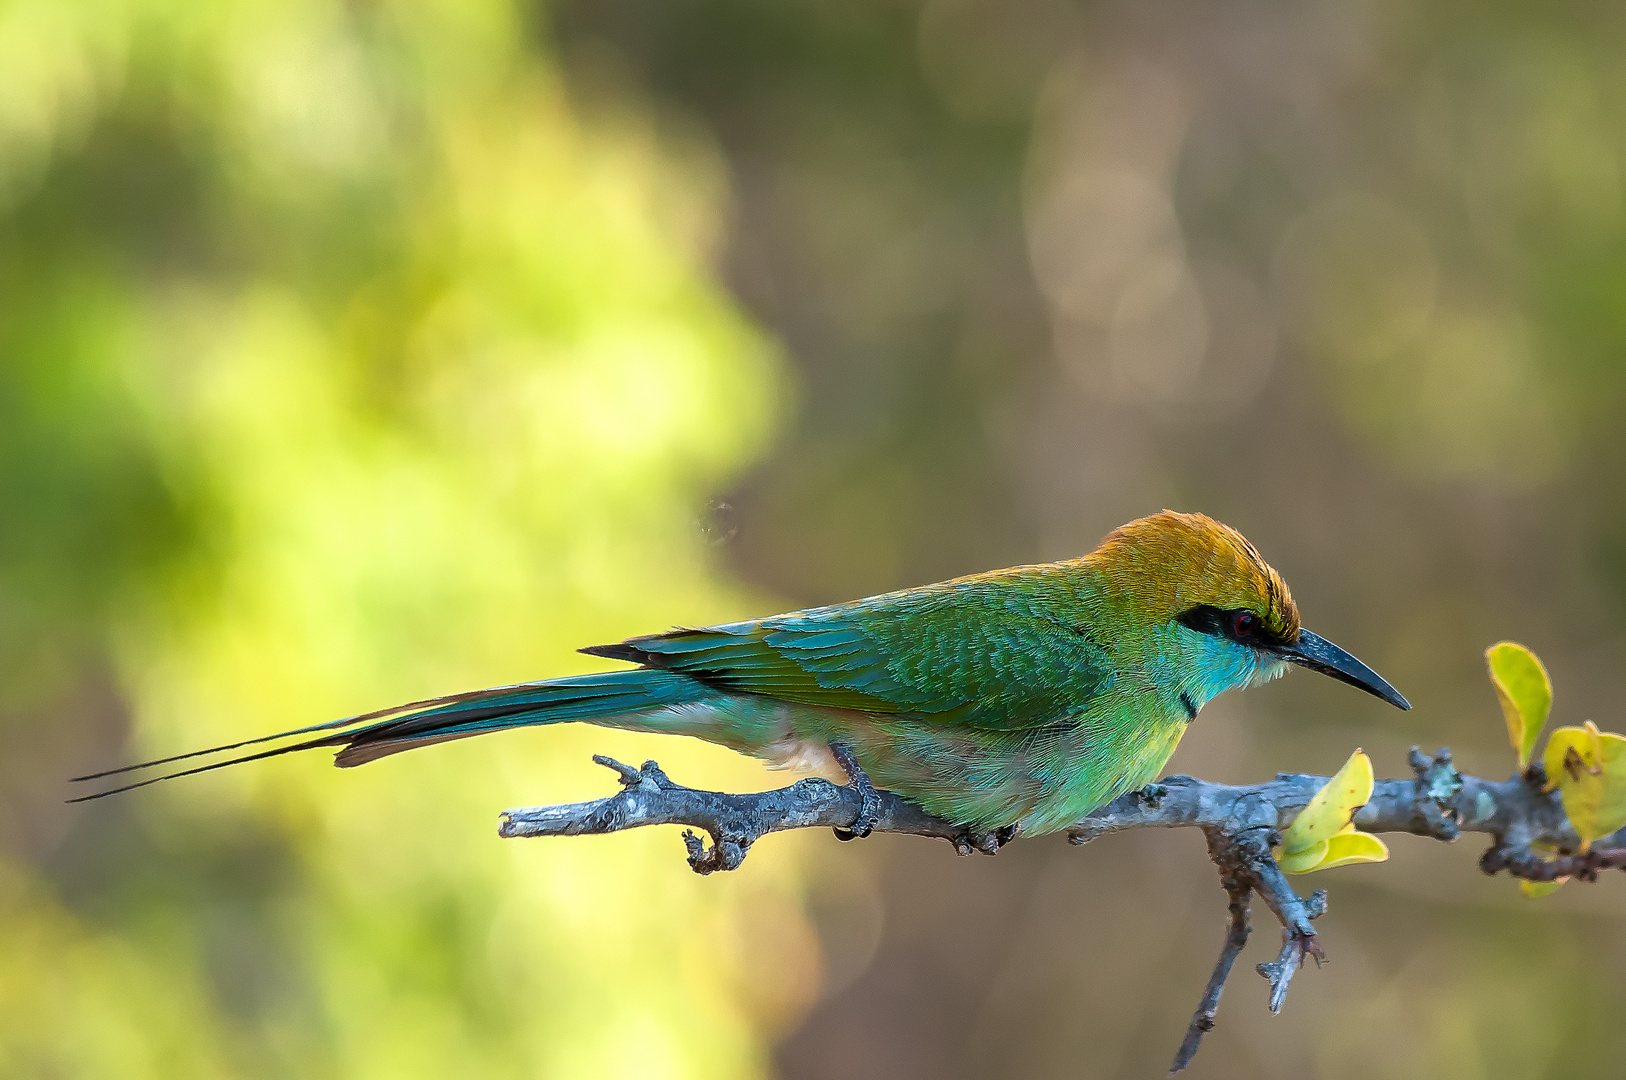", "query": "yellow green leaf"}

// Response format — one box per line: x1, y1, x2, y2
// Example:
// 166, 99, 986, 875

1599, 729, 1626, 839
1284, 826, 1390, 873
1282, 748, 1375, 855
1543, 723, 1599, 790
1313, 829, 1390, 870
1542, 721, 1626, 851
1486, 642, 1551, 770
1278, 838, 1330, 873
